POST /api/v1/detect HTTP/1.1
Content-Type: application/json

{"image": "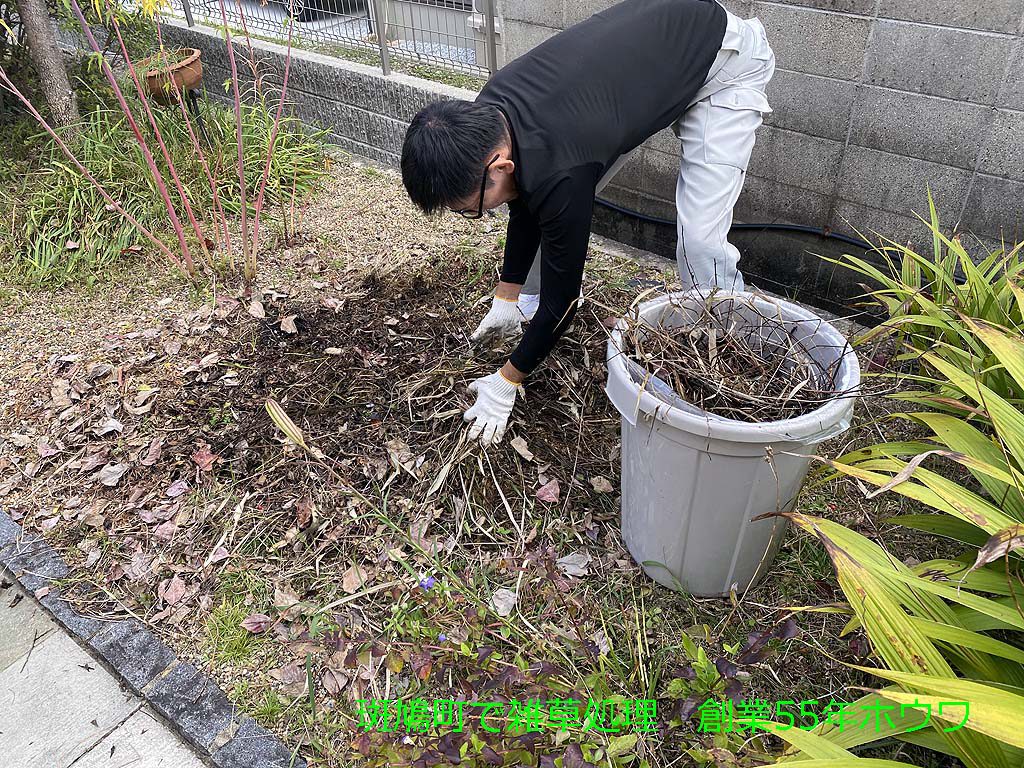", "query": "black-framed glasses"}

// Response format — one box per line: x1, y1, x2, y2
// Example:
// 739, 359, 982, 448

454, 154, 500, 220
